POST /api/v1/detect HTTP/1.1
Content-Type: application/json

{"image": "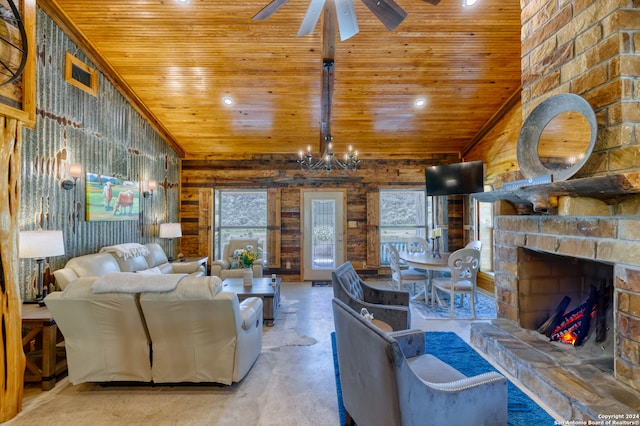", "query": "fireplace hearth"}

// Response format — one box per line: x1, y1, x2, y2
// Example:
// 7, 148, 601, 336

471, 215, 640, 420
